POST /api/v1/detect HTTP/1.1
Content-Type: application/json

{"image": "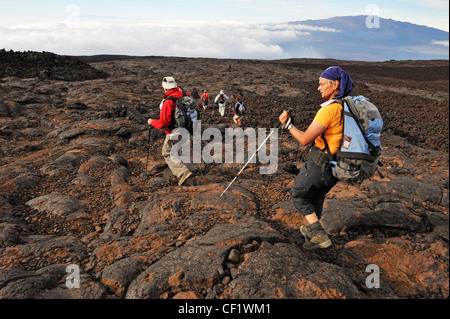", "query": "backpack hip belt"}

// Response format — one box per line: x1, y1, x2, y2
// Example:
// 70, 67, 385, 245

309, 145, 335, 167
